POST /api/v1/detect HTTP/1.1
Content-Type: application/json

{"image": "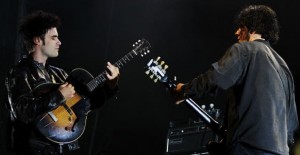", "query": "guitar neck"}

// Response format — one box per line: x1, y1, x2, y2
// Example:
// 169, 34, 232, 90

86, 50, 139, 92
